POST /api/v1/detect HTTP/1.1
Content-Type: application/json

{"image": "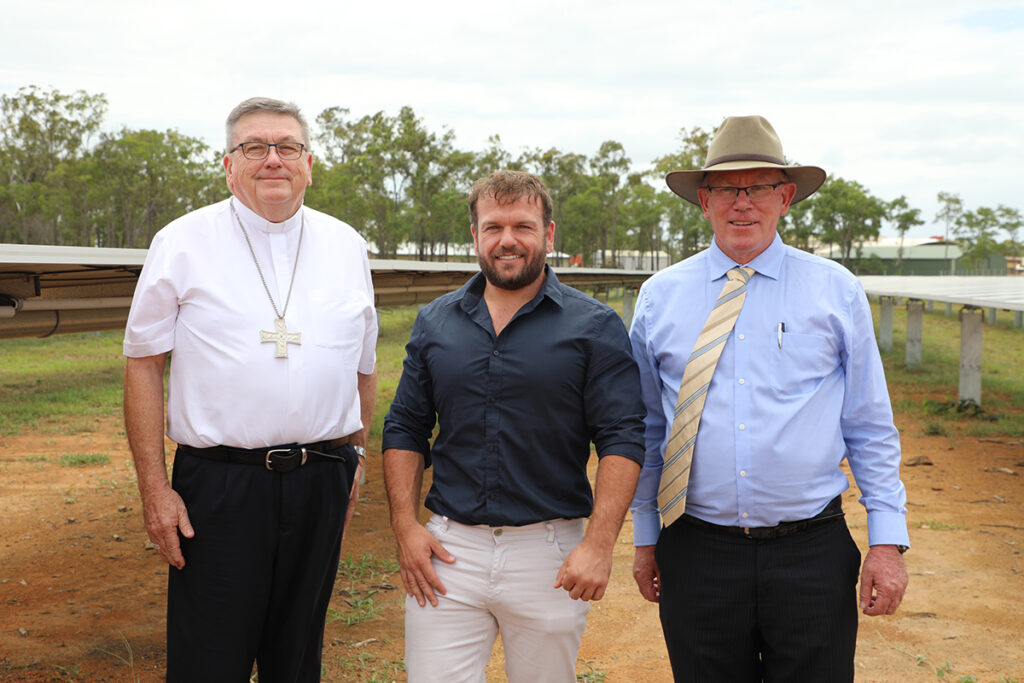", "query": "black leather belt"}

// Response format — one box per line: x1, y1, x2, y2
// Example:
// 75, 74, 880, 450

681, 495, 844, 540
178, 436, 351, 473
